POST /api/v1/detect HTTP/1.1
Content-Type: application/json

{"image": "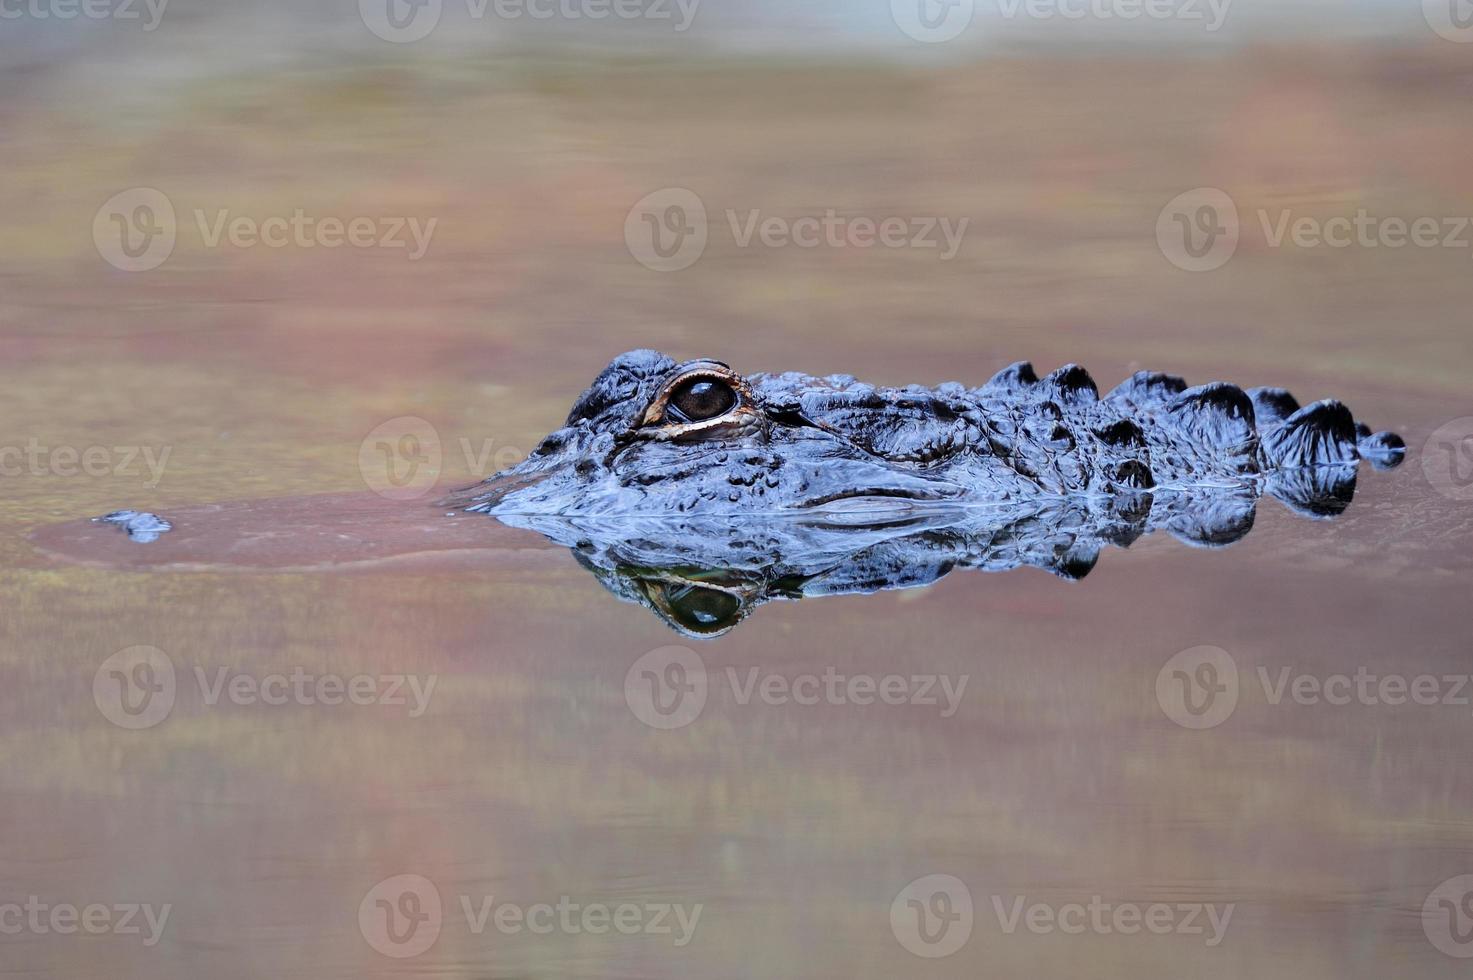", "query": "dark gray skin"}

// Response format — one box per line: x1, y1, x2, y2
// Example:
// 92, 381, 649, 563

89, 349, 1405, 635
458, 348, 1404, 517
493, 490, 1265, 637
450, 349, 1404, 636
